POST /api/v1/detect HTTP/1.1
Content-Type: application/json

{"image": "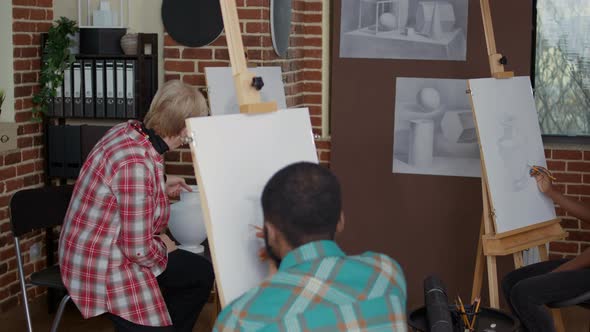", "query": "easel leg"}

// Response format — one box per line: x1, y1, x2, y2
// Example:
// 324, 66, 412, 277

538, 244, 548, 261
486, 255, 500, 308
472, 218, 485, 302
513, 252, 524, 269
537, 245, 566, 332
